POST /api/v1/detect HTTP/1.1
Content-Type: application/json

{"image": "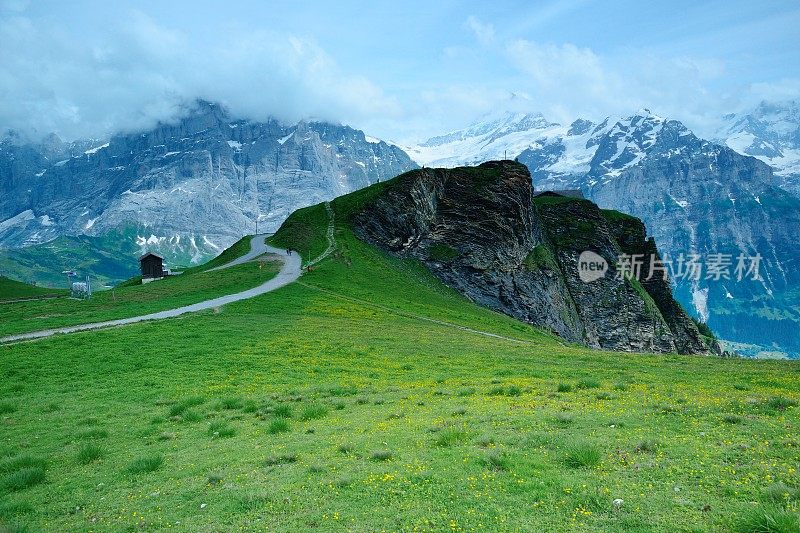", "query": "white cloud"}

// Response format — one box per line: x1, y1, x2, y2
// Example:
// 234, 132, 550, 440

0, 10, 399, 141
501, 39, 758, 135
465, 16, 495, 46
